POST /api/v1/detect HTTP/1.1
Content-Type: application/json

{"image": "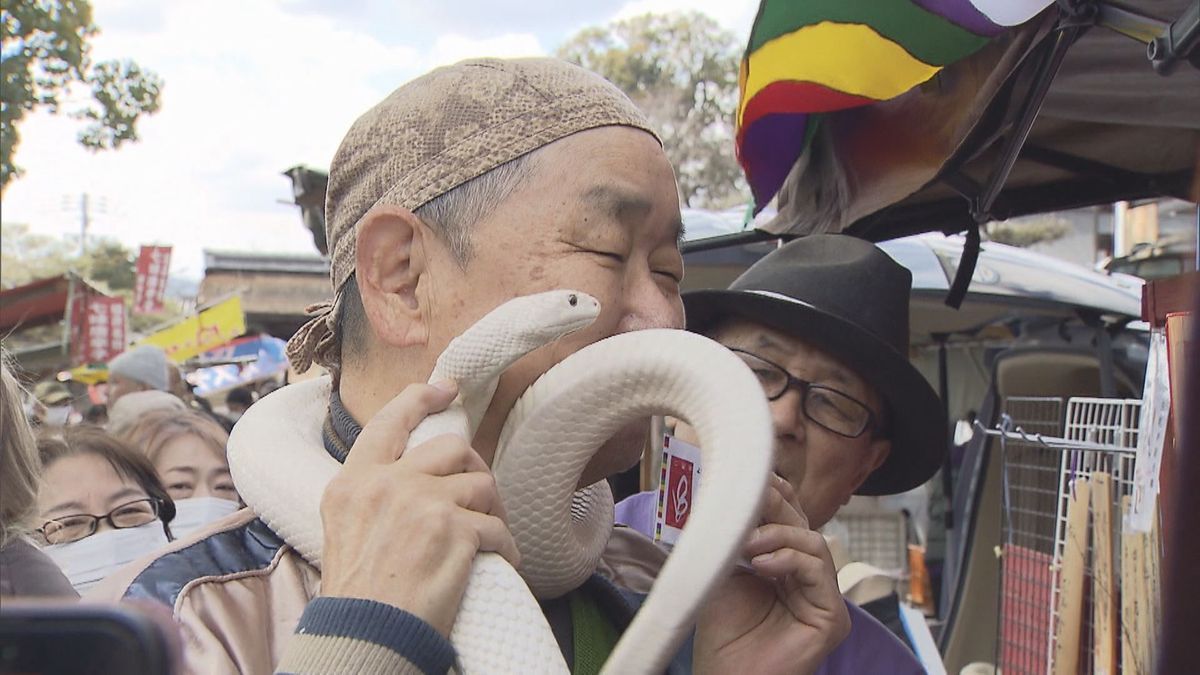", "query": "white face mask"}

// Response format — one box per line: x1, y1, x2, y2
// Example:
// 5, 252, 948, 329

169, 497, 241, 540
43, 520, 170, 594
43, 405, 71, 427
